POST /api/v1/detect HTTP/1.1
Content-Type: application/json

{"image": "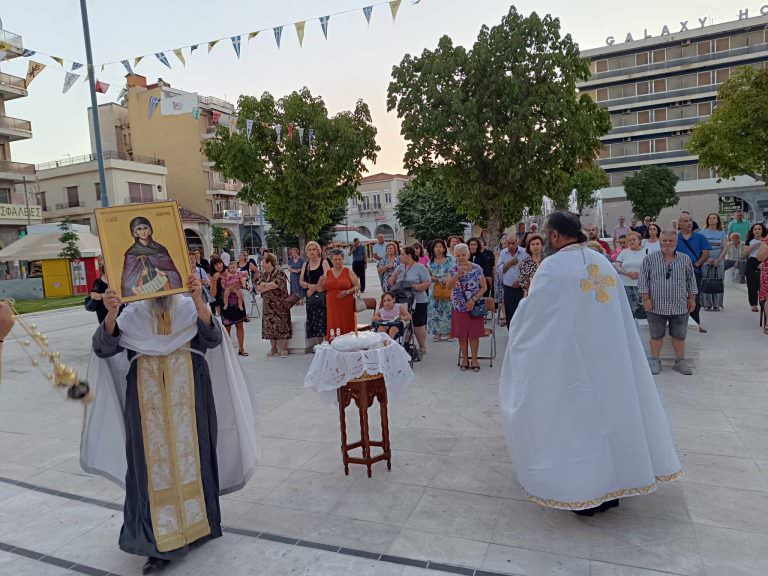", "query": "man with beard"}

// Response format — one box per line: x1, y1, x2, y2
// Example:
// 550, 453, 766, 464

587, 224, 611, 255
121, 217, 183, 298
82, 275, 259, 574
499, 211, 681, 516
